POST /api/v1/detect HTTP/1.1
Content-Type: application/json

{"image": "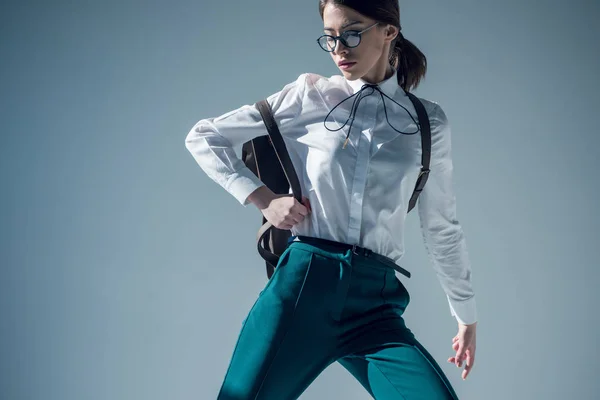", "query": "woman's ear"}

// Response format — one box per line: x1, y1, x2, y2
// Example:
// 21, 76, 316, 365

384, 24, 399, 42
